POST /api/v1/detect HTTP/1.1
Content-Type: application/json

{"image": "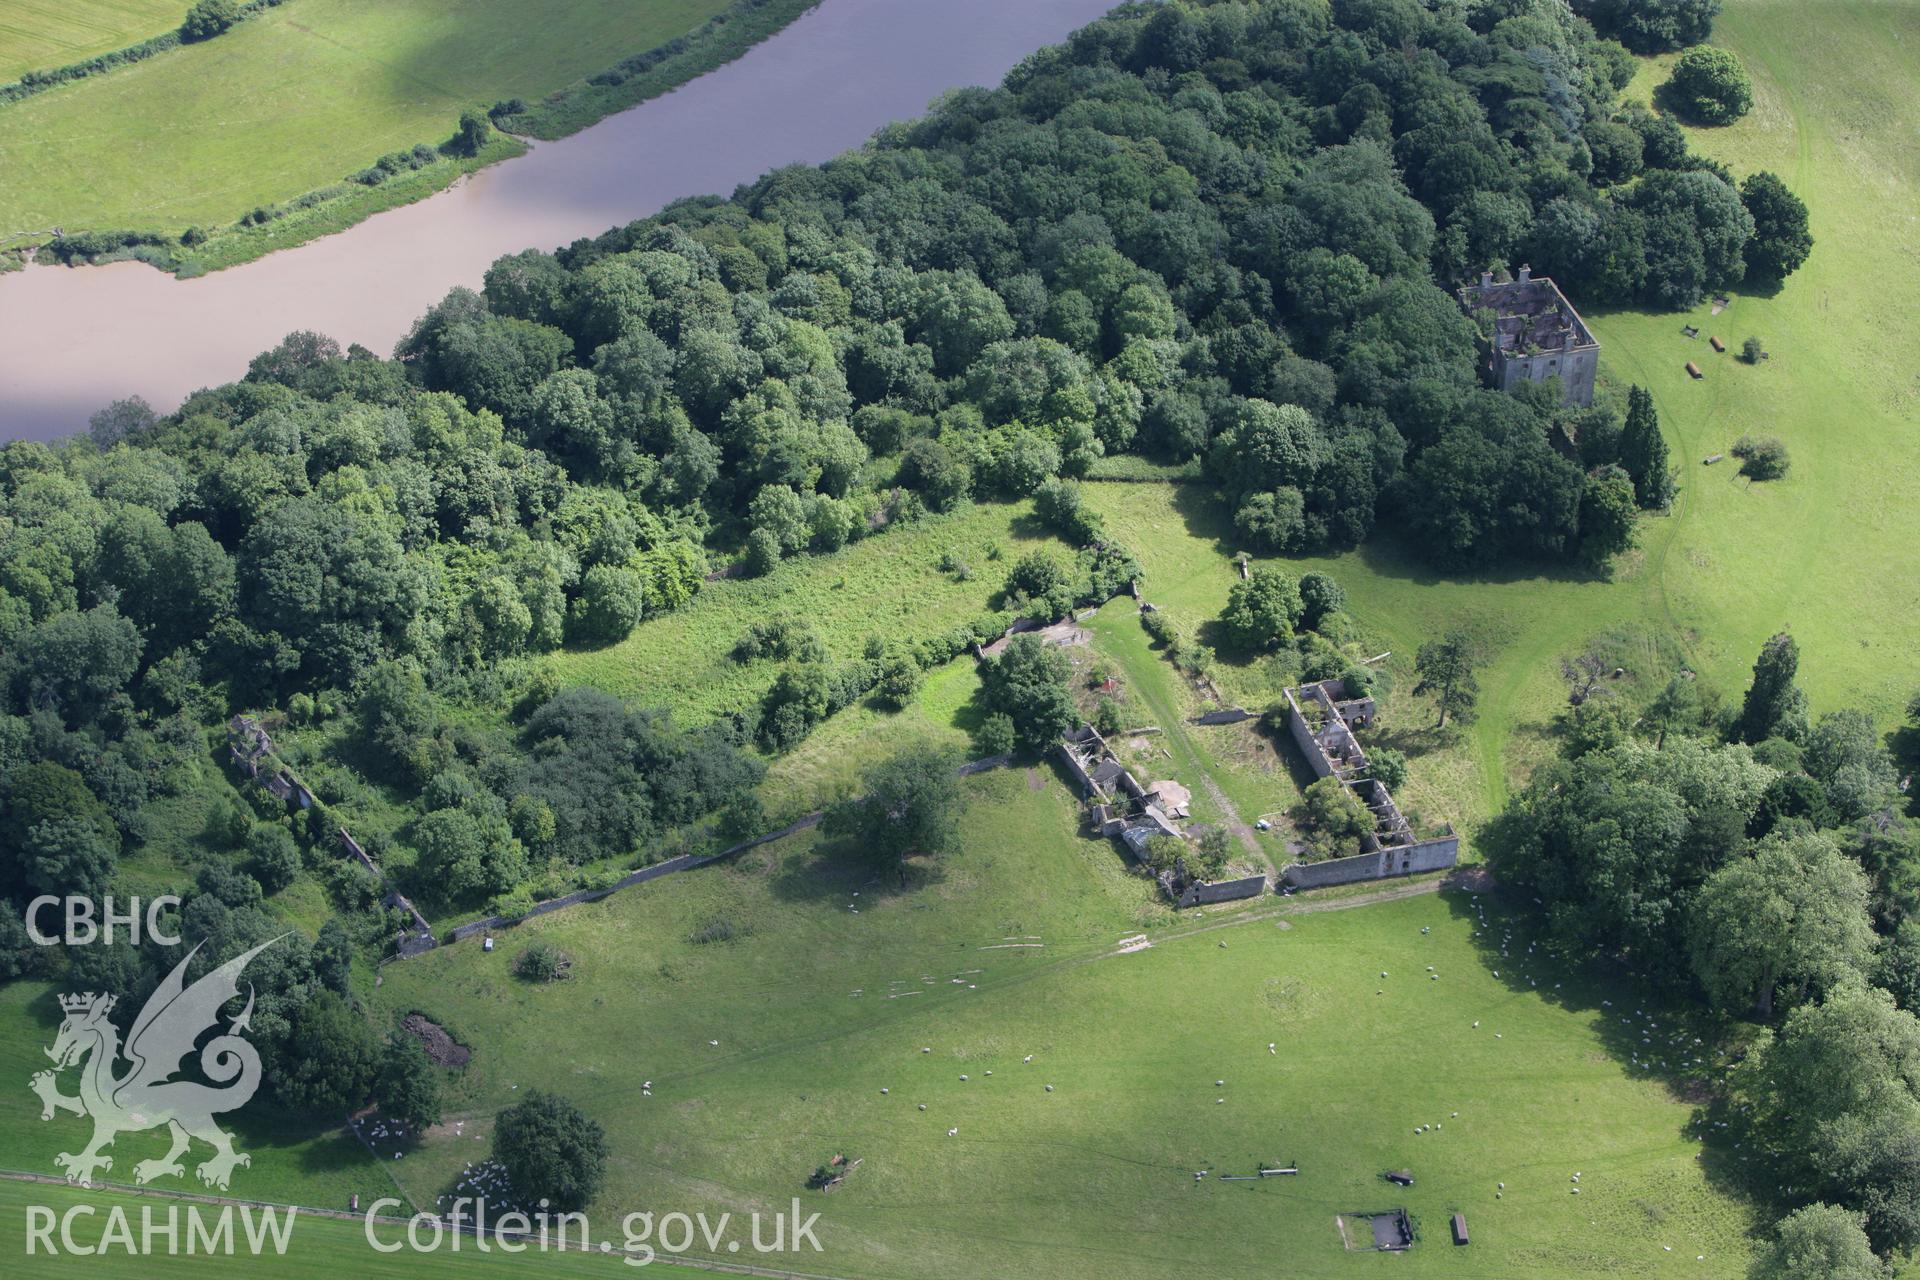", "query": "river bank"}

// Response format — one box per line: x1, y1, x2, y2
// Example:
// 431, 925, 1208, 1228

0, 0, 1119, 441
1, 0, 820, 278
